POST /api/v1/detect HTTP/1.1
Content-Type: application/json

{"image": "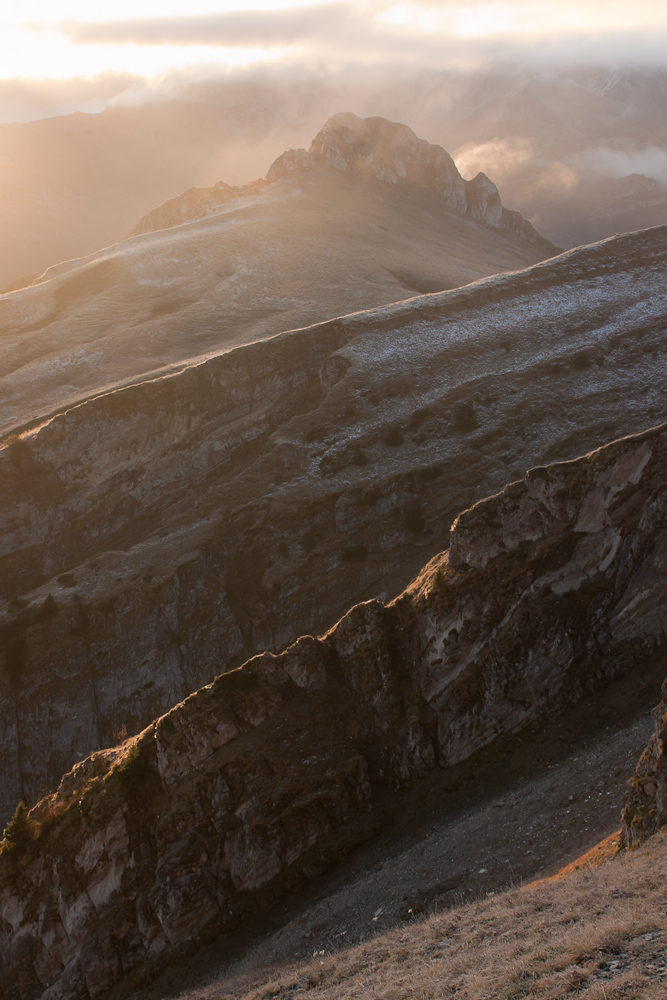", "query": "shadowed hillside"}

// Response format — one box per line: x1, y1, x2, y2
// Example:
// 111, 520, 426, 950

0, 225, 665, 825
3, 417, 667, 997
